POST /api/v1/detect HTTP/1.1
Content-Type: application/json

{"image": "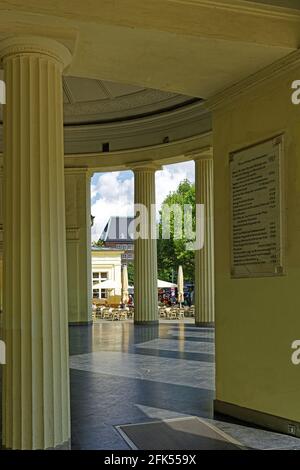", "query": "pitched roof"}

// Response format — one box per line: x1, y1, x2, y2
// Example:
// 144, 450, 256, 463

100, 216, 135, 242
